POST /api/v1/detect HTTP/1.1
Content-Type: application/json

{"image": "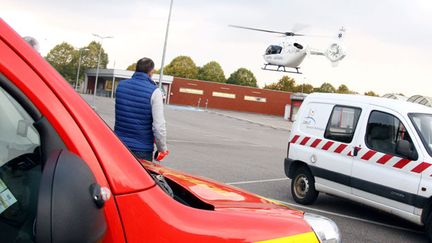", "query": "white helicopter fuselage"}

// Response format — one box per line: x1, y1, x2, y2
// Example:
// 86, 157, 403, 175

230, 25, 346, 73
263, 41, 307, 68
